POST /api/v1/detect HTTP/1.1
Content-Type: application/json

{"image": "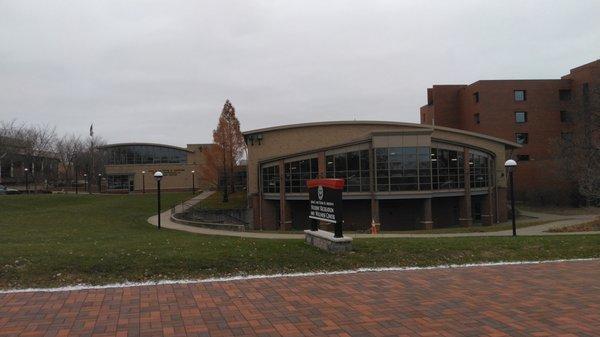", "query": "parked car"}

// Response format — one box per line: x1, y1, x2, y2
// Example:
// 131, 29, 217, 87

0, 185, 22, 195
